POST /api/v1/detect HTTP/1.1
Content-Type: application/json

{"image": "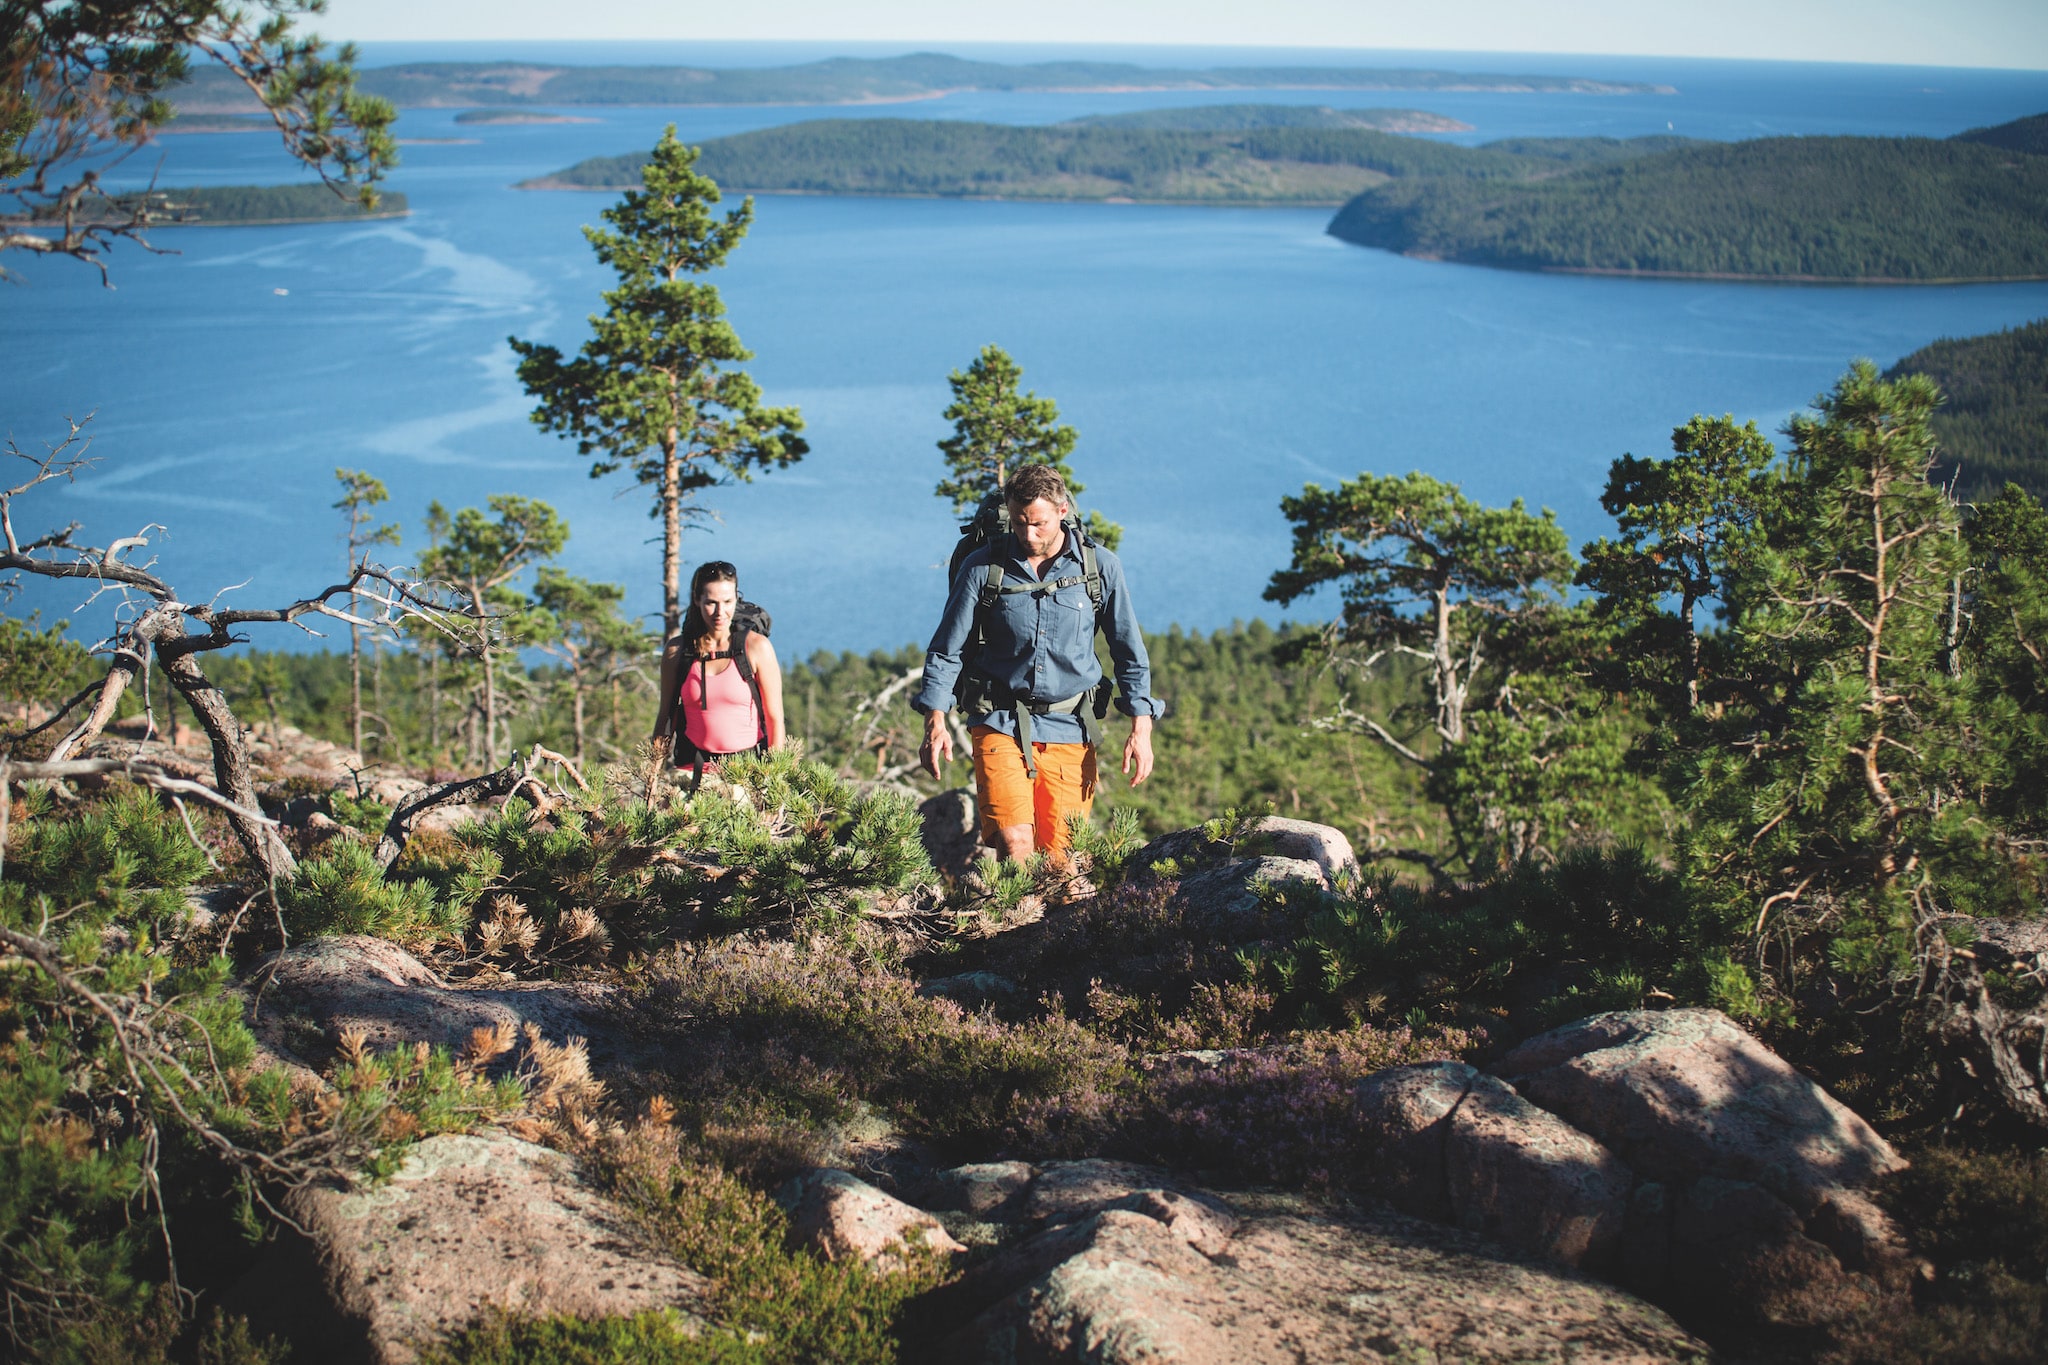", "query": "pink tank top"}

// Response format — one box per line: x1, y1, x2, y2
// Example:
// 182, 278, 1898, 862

681, 655, 761, 754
